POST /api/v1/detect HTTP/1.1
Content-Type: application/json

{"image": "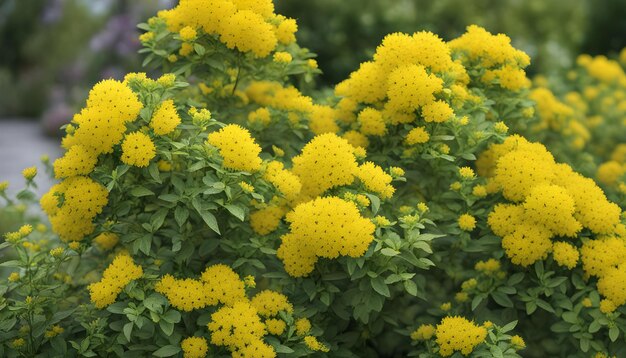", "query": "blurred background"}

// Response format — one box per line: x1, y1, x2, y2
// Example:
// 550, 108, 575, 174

0, 0, 625, 189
